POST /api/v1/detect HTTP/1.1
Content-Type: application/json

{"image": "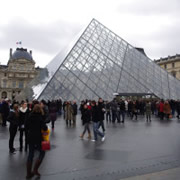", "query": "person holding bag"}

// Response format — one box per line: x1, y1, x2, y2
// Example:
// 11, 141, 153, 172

25, 104, 47, 179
